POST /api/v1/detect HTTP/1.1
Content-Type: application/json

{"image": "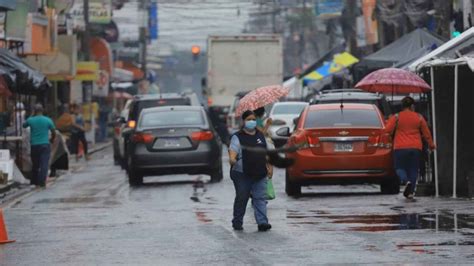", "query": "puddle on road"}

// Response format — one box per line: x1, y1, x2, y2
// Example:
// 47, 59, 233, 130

396, 240, 474, 256
287, 210, 474, 233
195, 211, 212, 223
